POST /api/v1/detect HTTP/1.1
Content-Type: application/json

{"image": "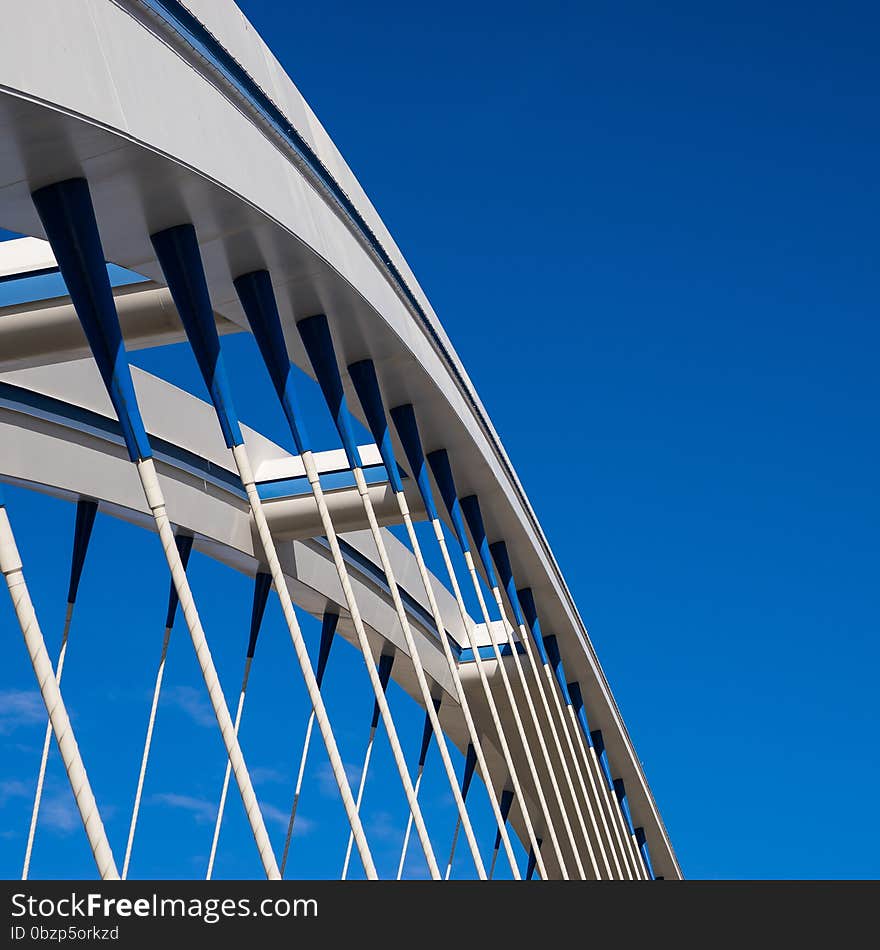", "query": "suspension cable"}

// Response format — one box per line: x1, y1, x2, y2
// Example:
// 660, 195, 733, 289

33, 179, 279, 879
122, 532, 194, 879
206, 572, 272, 880
22, 499, 98, 880
280, 611, 338, 877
